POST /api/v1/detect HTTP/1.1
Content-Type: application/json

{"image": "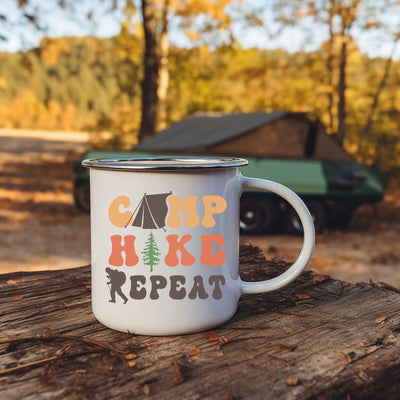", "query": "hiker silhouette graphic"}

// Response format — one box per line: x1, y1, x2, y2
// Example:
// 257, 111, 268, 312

106, 267, 128, 304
